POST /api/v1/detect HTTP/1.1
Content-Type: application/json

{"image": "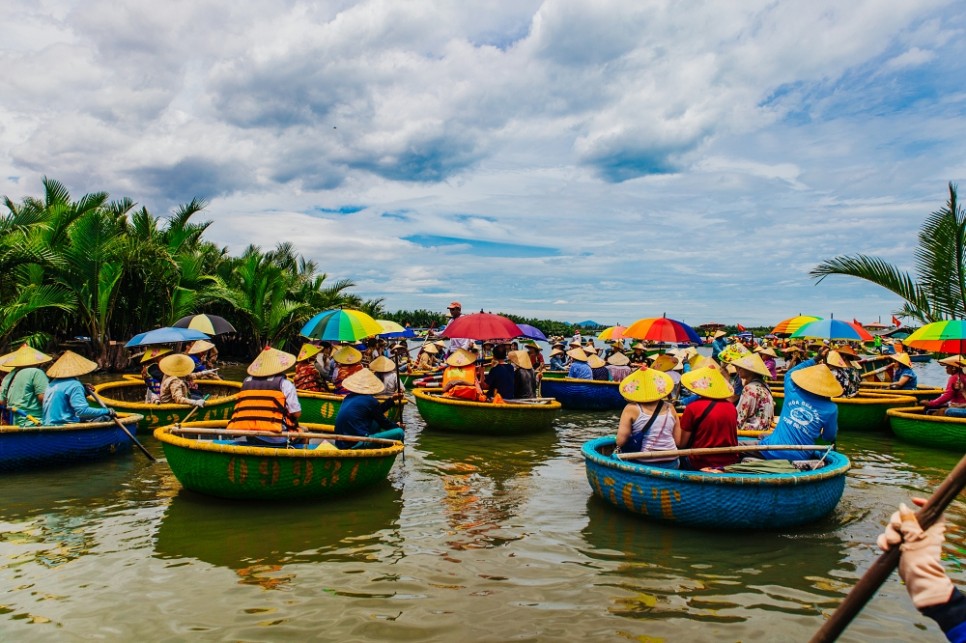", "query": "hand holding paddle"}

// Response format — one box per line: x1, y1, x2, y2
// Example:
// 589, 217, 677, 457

89, 390, 157, 462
